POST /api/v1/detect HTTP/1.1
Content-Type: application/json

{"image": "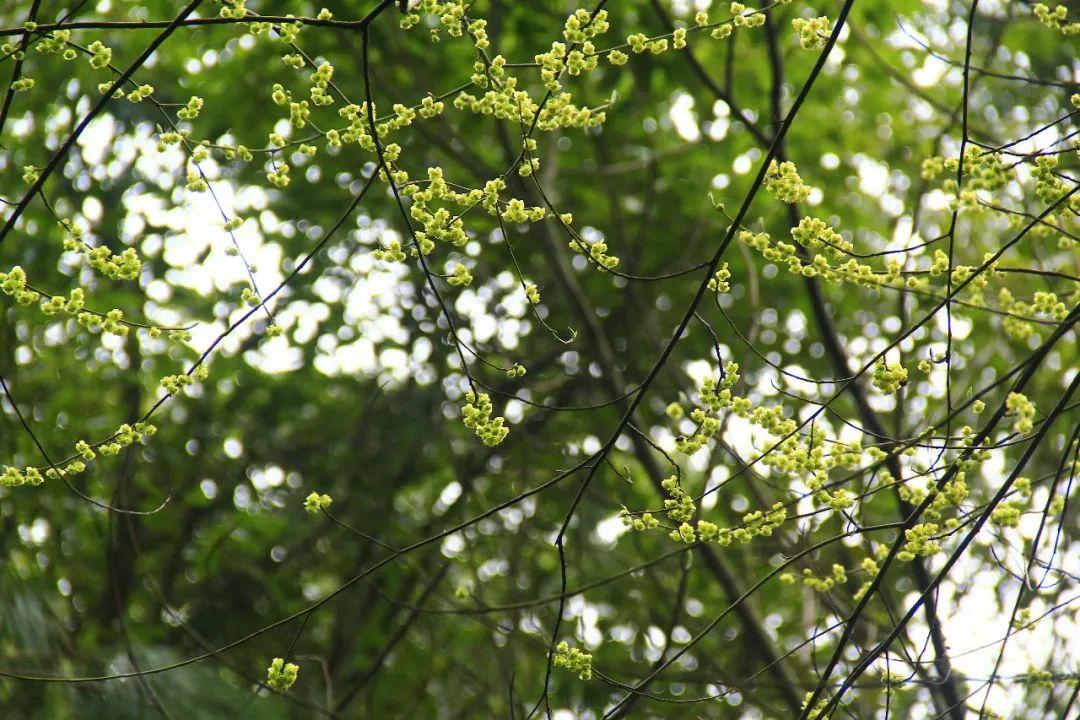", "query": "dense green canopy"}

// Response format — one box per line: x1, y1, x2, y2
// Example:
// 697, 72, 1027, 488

0, 0, 1078, 718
